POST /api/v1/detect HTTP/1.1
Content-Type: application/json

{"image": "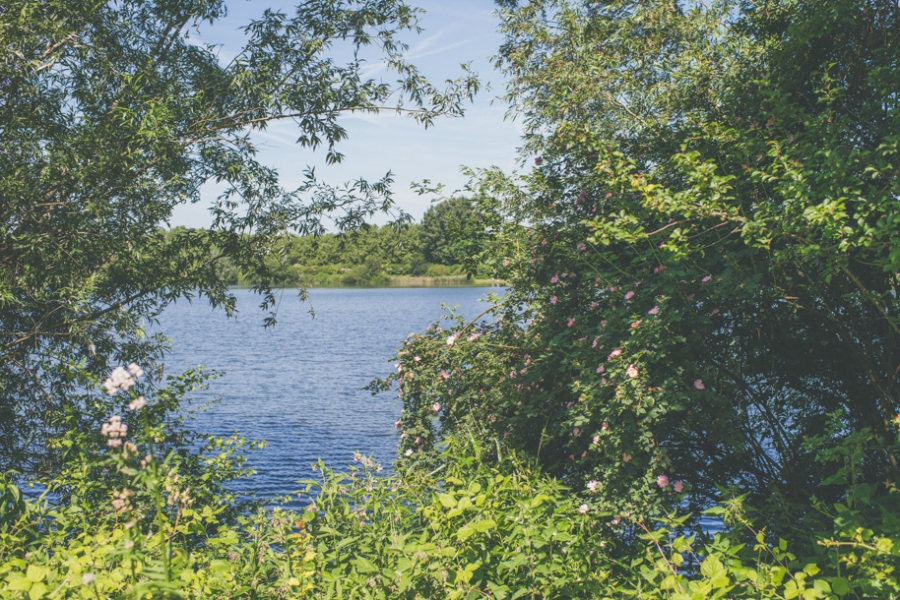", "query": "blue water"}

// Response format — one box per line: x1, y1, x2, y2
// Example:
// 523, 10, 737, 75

158, 287, 498, 502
